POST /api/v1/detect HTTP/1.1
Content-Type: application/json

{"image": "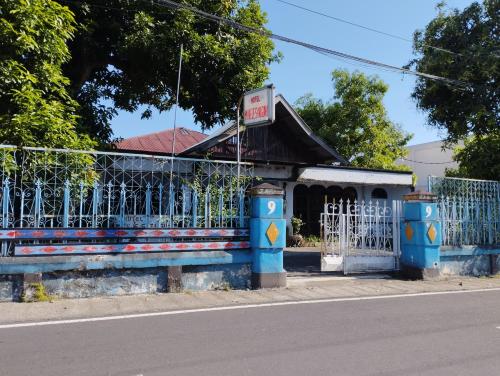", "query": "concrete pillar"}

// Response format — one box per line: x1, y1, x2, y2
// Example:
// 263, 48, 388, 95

284, 182, 294, 235
249, 183, 286, 289
490, 254, 498, 275
400, 192, 442, 279
20, 272, 43, 302
167, 266, 182, 293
